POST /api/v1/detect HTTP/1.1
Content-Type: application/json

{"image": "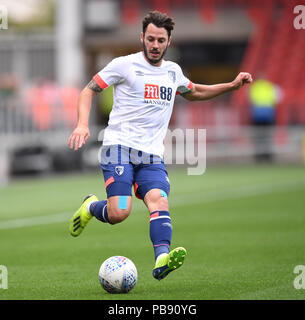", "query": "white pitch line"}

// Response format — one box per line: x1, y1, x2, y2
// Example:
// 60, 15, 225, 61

0, 179, 304, 230
0, 212, 72, 230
